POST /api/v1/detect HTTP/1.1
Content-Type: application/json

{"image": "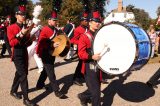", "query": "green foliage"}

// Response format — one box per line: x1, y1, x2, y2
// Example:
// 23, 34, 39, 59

26, 0, 34, 19
126, 4, 151, 30
0, 0, 33, 23
39, 0, 109, 26
157, 6, 160, 16
0, 0, 17, 16
59, 0, 83, 26
39, 0, 53, 25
